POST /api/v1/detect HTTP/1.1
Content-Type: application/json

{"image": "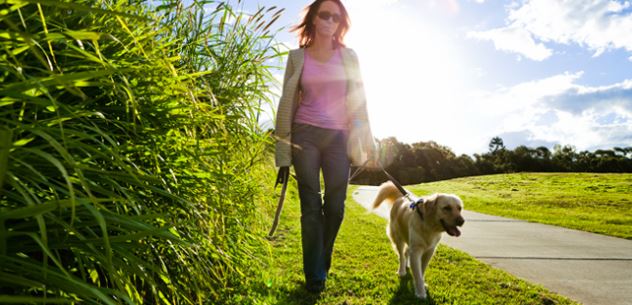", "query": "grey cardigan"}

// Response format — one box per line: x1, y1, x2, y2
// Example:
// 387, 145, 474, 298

274, 47, 376, 167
